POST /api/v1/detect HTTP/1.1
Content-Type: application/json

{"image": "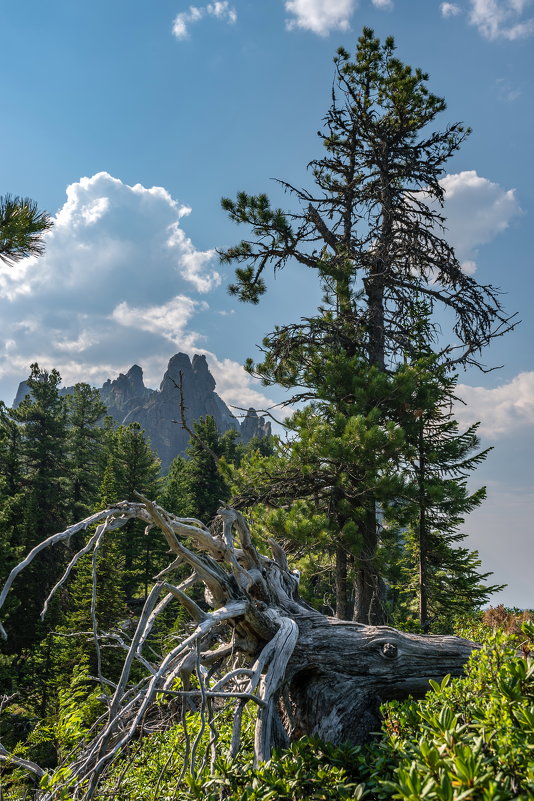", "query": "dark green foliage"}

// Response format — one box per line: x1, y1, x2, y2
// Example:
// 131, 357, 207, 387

12, 365, 68, 536
99, 422, 162, 599
99, 421, 161, 506
0, 193, 52, 265
65, 384, 107, 520
4, 365, 69, 651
